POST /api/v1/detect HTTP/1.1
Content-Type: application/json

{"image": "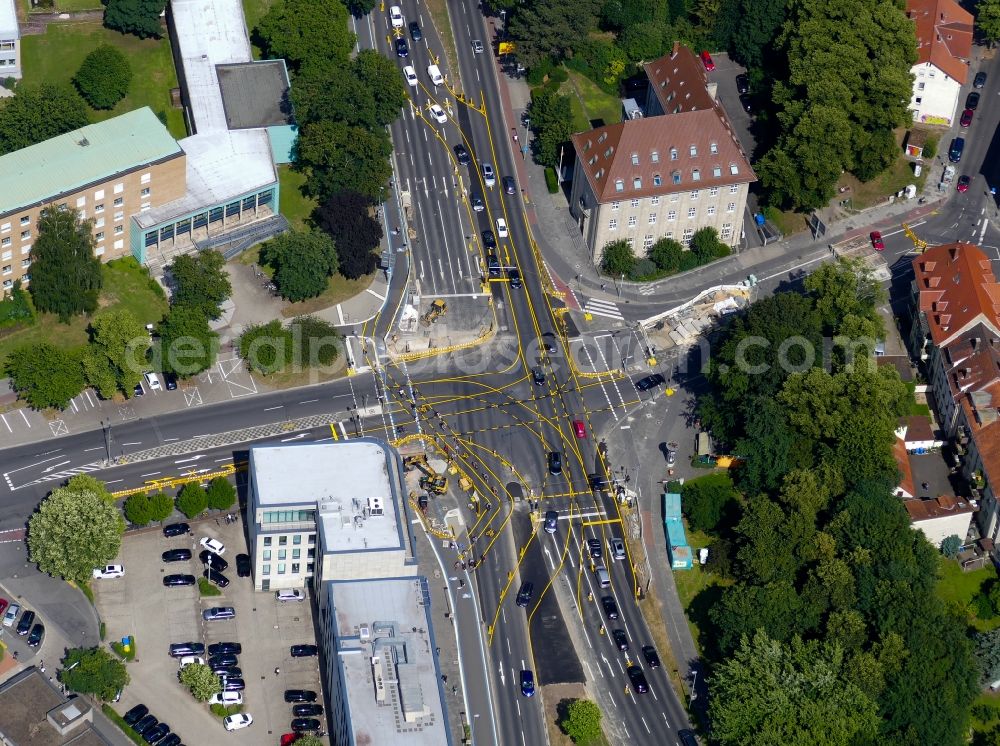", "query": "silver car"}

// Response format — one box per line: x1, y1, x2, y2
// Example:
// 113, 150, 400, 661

2, 602, 20, 627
